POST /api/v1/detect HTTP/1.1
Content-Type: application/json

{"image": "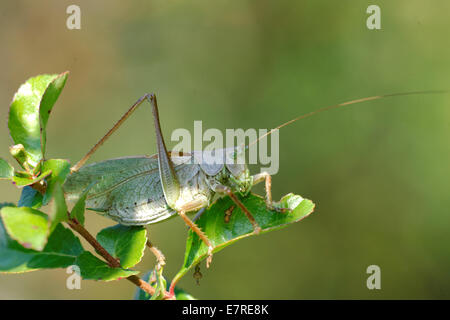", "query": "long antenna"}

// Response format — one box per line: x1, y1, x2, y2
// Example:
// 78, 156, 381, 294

246, 90, 448, 149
